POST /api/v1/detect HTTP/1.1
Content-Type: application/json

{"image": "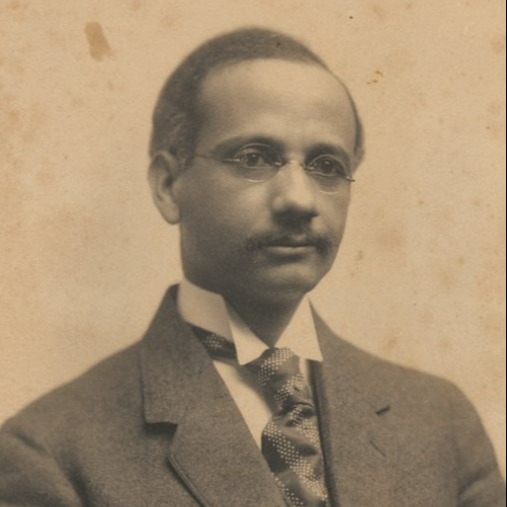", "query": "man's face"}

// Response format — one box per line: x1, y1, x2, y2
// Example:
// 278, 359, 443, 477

172, 59, 357, 305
